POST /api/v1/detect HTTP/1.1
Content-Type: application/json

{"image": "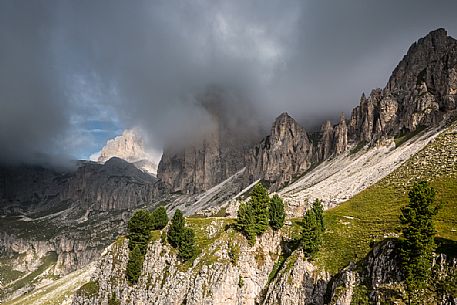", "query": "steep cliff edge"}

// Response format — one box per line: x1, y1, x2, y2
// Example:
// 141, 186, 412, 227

247, 112, 349, 190
71, 224, 456, 305
349, 28, 457, 144
157, 89, 261, 194
72, 221, 330, 305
